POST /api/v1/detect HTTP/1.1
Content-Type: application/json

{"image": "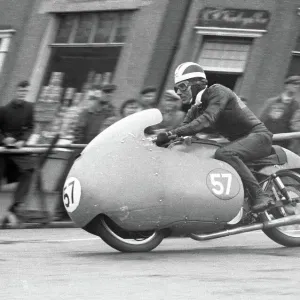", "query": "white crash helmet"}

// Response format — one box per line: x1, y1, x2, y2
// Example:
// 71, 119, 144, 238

174, 62, 206, 84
